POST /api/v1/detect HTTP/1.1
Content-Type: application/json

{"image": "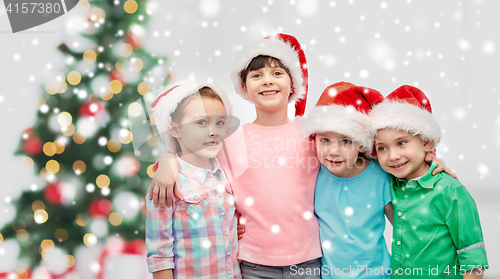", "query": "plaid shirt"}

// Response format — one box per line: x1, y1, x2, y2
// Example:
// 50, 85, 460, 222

146, 156, 240, 278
